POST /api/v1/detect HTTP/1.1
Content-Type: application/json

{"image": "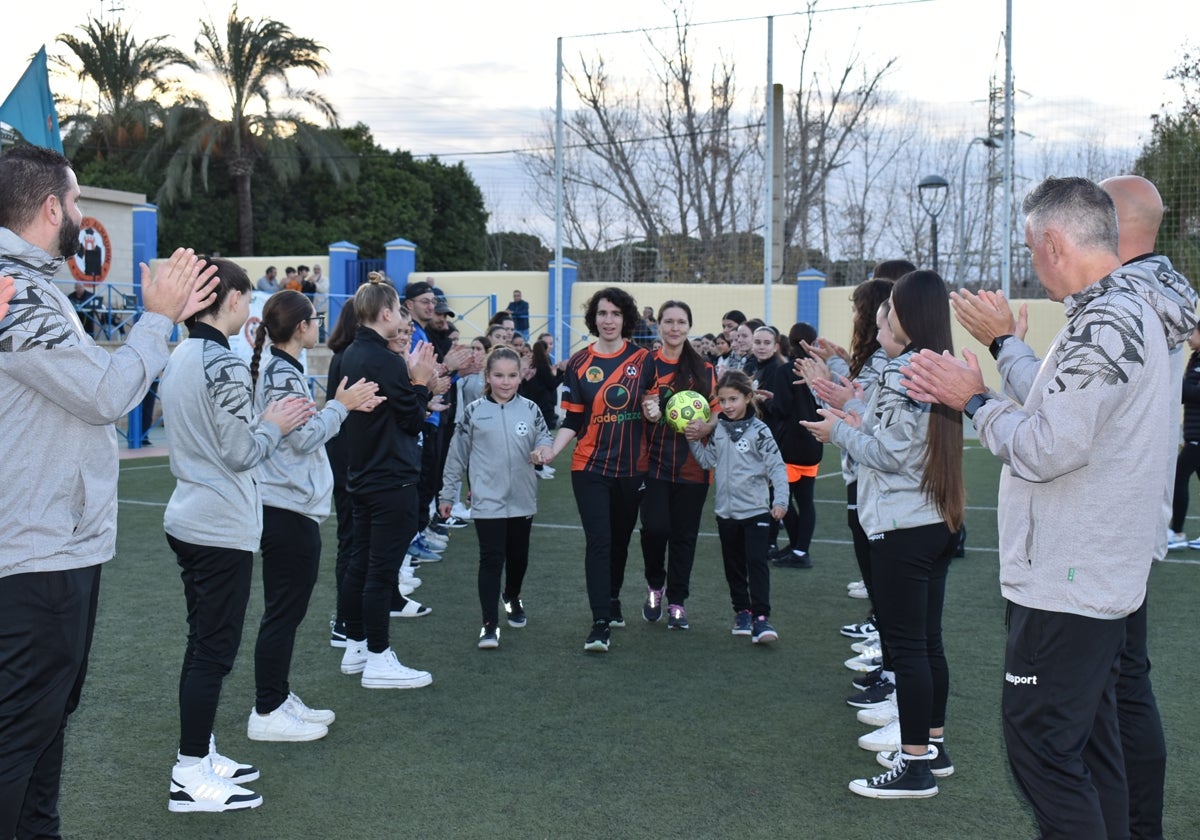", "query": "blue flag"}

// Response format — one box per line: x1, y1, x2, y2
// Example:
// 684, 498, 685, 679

0, 46, 63, 153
